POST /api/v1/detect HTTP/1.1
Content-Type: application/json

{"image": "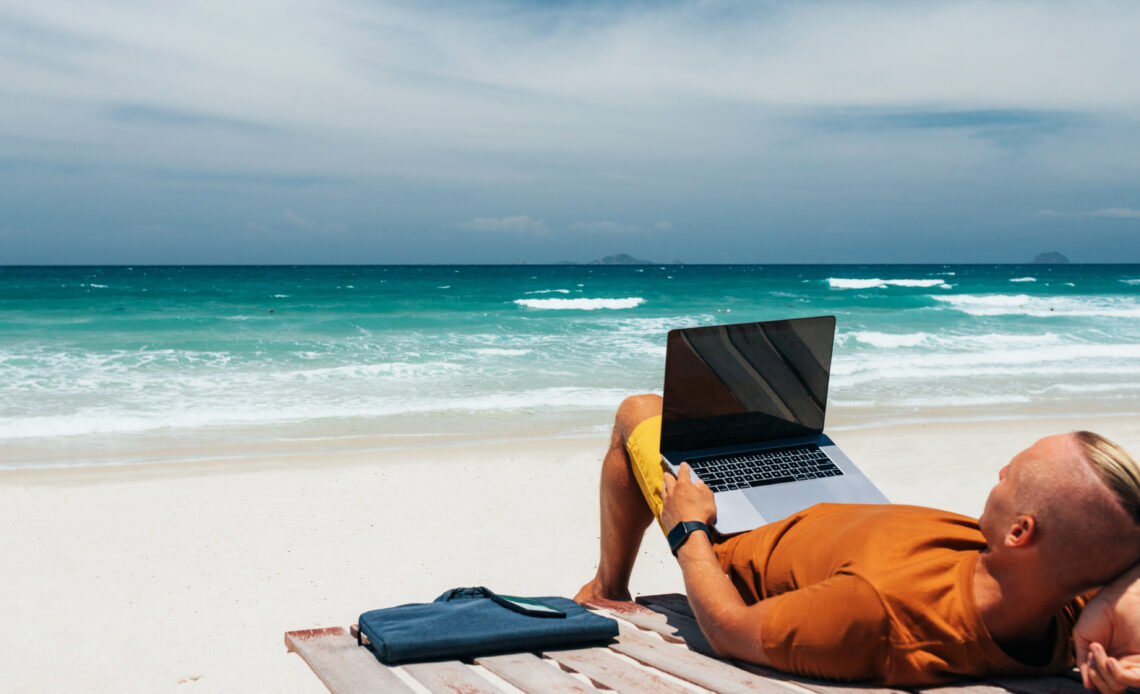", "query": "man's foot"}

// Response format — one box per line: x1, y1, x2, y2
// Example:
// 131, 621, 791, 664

573, 576, 632, 604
